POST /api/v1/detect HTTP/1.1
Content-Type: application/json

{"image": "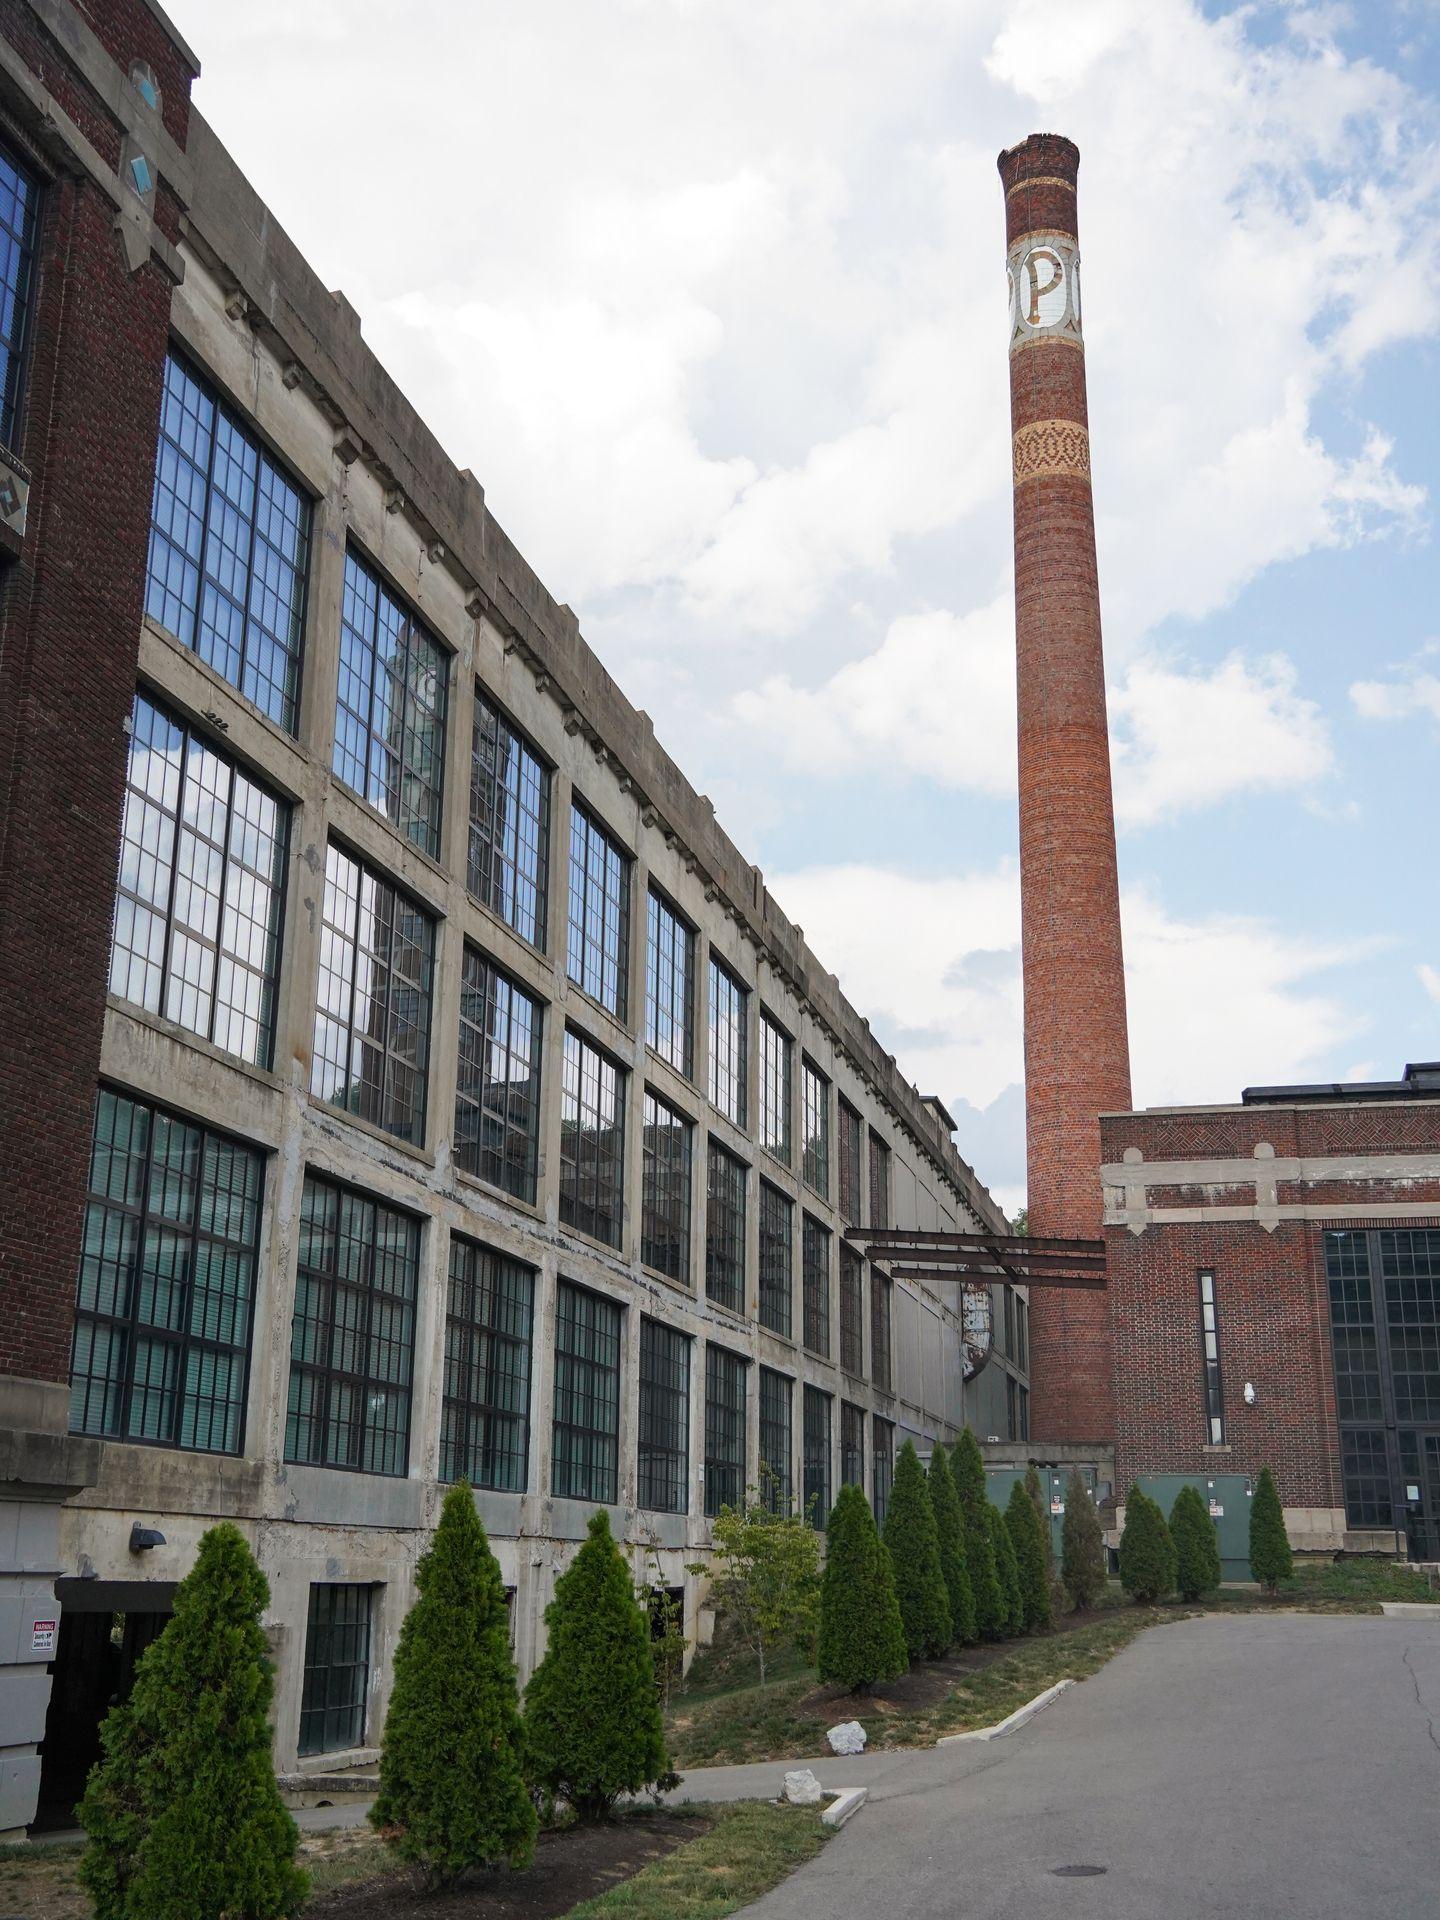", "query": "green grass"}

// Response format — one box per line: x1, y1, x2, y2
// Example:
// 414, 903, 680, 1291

1208, 1556, 1435, 1611
300, 1830, 396, 1896
559, 1802, 828, 1919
